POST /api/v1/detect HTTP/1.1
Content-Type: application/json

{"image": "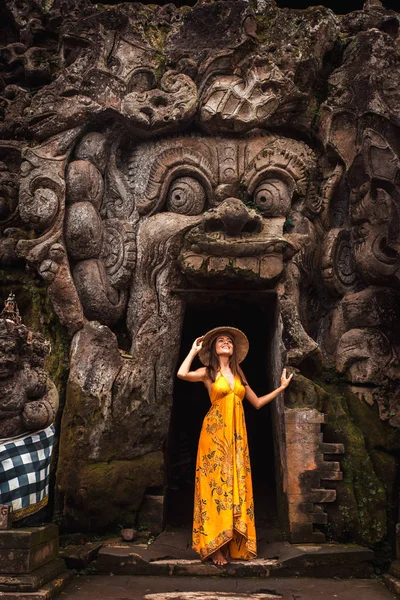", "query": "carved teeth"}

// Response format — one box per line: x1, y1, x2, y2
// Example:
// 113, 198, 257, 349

181, 251, 284, 283
259, 255, 284, 280
183, 254, 204, 271
207, 256, 229, 272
